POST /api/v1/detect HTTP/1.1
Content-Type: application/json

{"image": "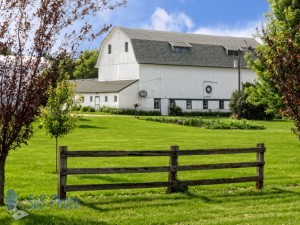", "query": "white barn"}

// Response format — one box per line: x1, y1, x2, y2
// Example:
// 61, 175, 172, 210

74, 27, 258, 115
